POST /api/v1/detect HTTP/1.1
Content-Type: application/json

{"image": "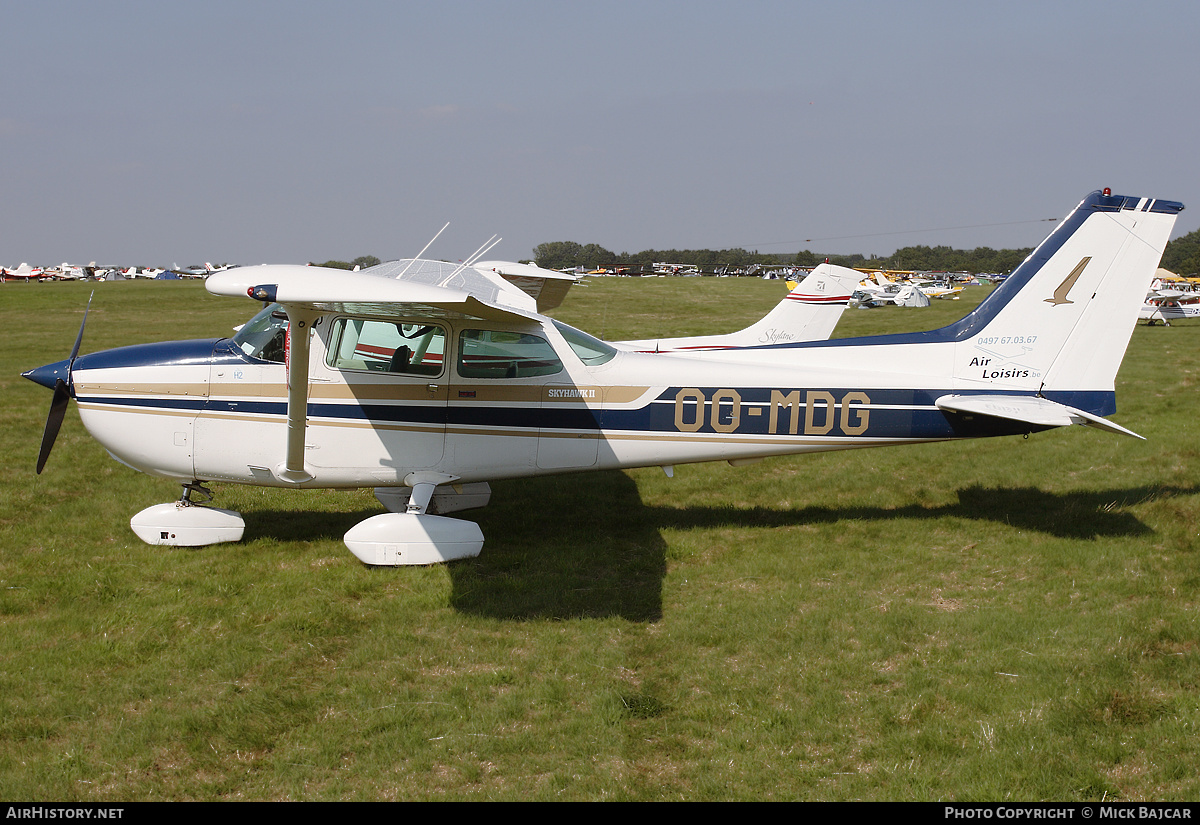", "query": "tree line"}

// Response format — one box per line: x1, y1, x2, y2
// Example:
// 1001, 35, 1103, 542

533, 232, 1200, 276
313, 256, 382, 270
1161, 227, 1200, 276
532, 240, 1034, 275
318, 226, 1200, 278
